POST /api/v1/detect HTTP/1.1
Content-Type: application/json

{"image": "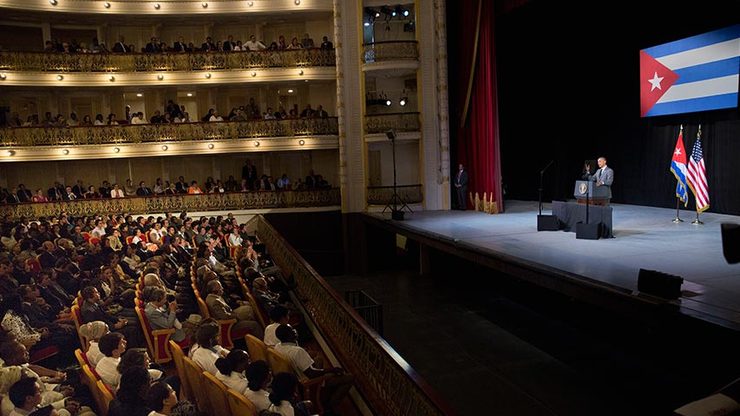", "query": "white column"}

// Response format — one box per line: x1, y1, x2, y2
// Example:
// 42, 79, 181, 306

334, 0, 366, 213
416, 0, 450, 210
